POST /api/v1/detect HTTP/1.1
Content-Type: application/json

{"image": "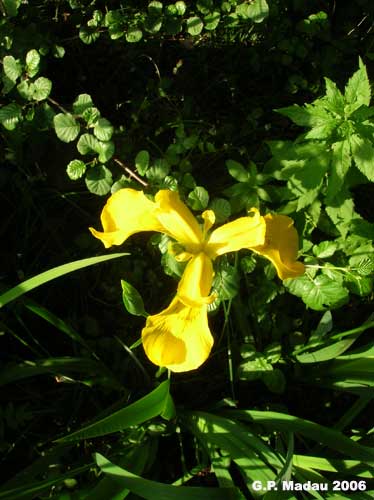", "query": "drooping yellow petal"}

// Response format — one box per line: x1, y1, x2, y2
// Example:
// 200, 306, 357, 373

177, 252, 214, 306
142, 297, 213, 372
155, 190, 204, 250
89, 189, 164, 248
250, 214, 305, 280
206, 208, 266, 258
